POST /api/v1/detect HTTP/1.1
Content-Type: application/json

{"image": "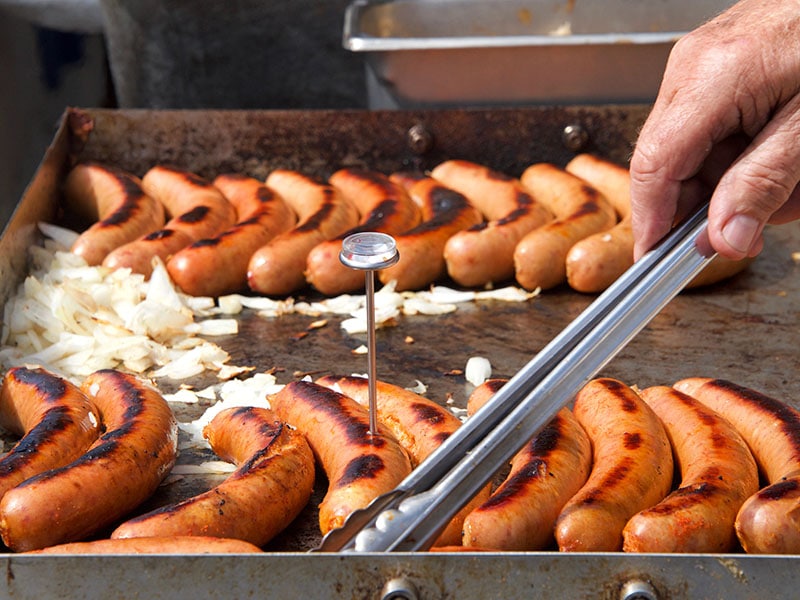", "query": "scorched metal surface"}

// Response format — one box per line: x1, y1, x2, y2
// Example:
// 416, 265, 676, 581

0, 106, 797, 599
